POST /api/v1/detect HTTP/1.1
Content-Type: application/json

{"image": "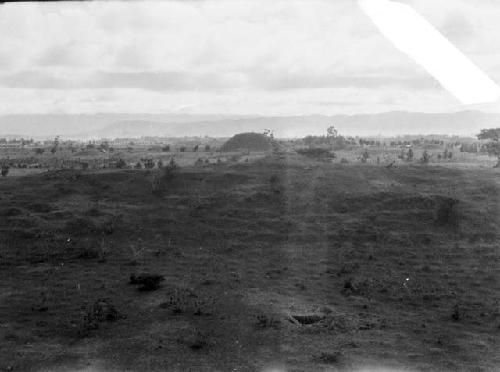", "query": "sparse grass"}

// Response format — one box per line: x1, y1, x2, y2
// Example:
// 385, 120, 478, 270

0, 152, 498, 371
